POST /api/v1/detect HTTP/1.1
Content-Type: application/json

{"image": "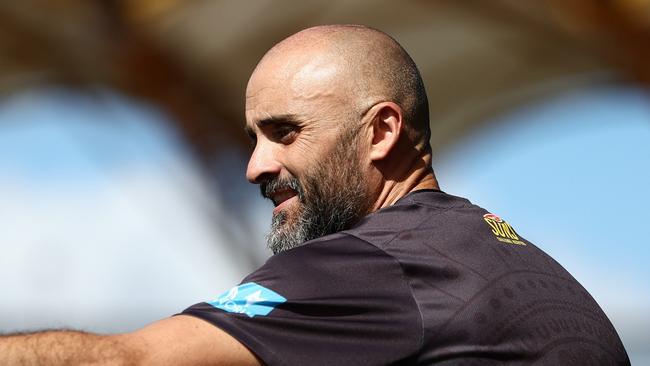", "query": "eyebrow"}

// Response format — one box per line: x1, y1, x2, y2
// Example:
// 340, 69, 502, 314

244, 114, 303, 139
